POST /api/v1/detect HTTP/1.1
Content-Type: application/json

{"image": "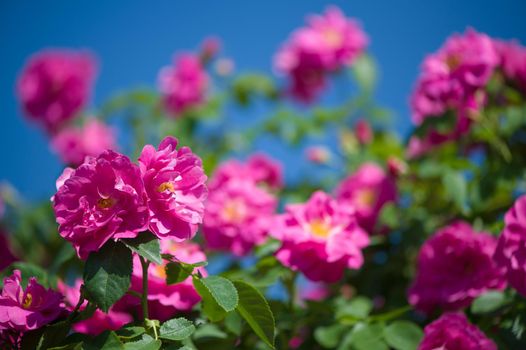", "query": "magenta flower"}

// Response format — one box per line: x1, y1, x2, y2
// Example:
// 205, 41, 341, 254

203, 178, 277, 256
418, 313, 497, 350
208, 153, 283, 191
355, 119, 373, 145
58, 279, 132, 336
494, 39, 526, 93
200, 36, 221, 62
159, 53, 208, 115
0, 270, 63, 331
52, 150, 149, 259
17, 50, 97, 133
494, 195, 526, 296
408, 222, 506, 314
272, 191, 369, 283
335, 163, 397, 233
130, 240, 206, 321
51, 118, 117, 166
305, 146, 331, 164
275, 6, 368, 102
139, 136, 207, 241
